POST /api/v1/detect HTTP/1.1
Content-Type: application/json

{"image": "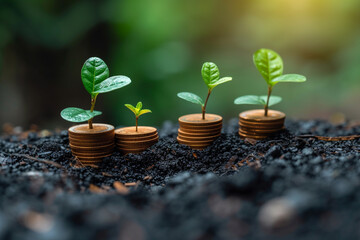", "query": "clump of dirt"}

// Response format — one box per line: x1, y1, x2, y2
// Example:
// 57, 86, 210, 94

0, 119, 359, 240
